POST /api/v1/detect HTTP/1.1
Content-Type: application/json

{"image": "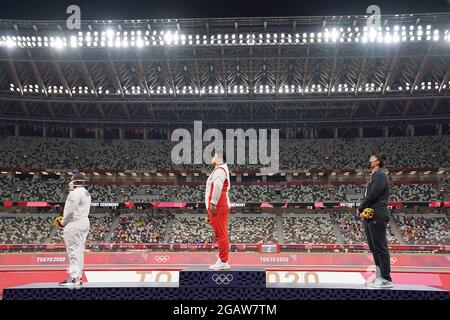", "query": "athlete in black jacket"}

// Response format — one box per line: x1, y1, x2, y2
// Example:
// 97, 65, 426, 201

357, 153, 393, 288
